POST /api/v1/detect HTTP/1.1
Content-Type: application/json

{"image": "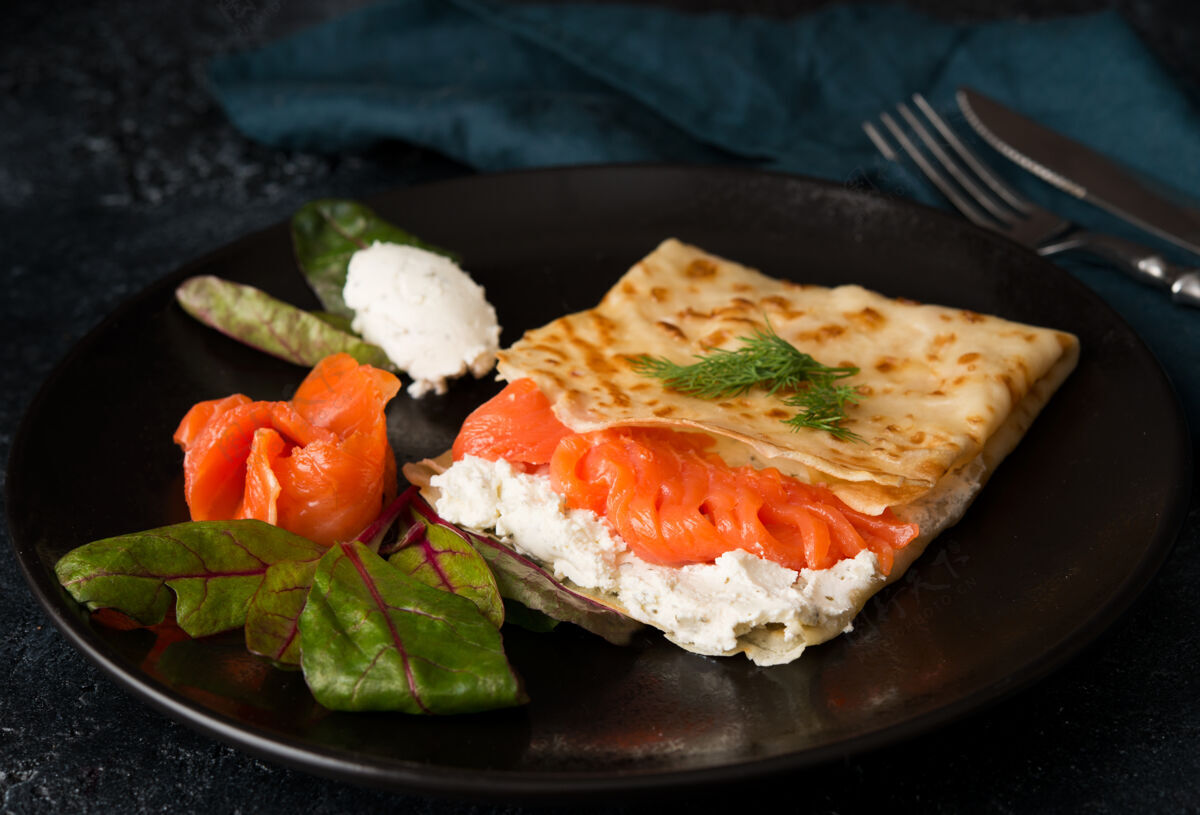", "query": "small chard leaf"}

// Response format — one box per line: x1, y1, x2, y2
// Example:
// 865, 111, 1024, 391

410, 501, 642, 646
291, 199, 457, 318
244, 558, 318, 666
388, 519, 505, 630
309, 310, 355, 333
175, 275, 394, 371
299, 541, 525, 714
55, 520, 326, 638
